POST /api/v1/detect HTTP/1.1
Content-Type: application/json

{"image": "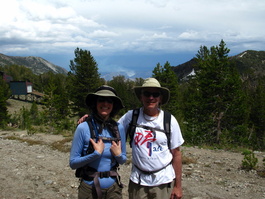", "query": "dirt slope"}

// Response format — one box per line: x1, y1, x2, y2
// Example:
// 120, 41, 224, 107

0, 130, 264, 199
